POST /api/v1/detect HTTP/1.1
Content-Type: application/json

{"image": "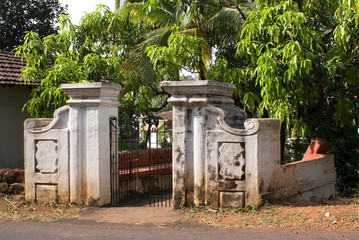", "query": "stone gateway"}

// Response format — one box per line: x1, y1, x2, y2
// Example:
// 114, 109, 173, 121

24, 80, 336, 208
160, 80, 335, 208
